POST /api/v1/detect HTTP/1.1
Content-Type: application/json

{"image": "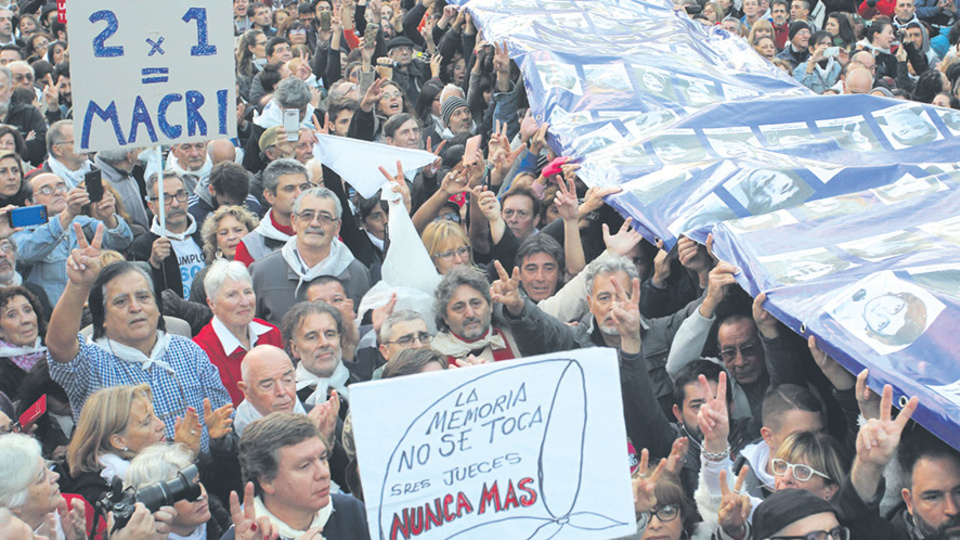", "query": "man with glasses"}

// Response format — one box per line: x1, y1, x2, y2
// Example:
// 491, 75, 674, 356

386, 36, 428, 103
13, 172, 131, 304
130, 171, 206, 299
751, 489, 849, 540
41, 120, 91, 189
236, 159, 311, 266
250, 186, 371, 326
367, 310, 432, 378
